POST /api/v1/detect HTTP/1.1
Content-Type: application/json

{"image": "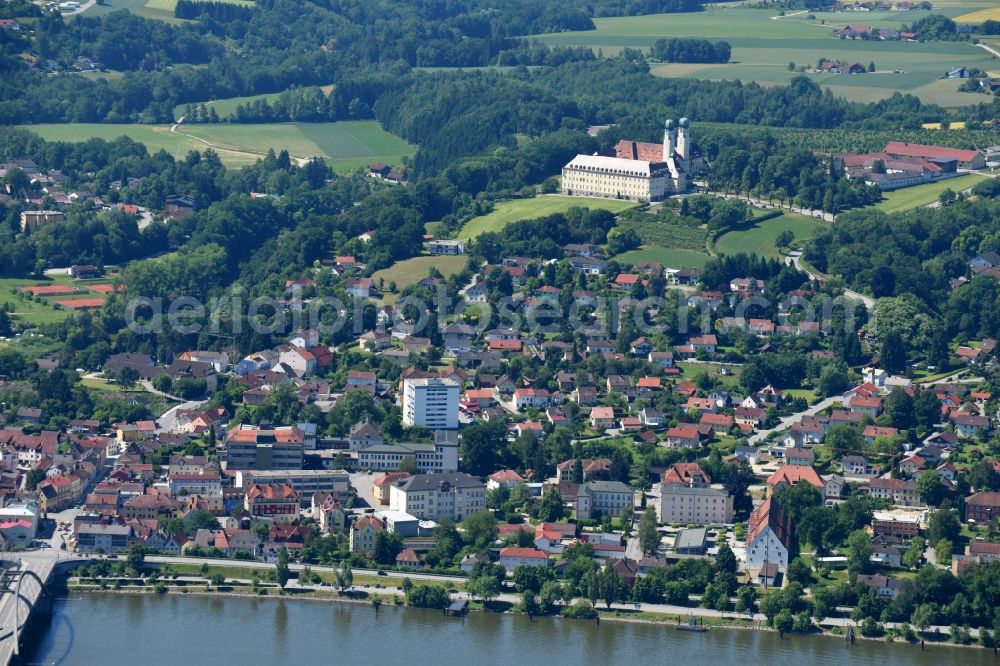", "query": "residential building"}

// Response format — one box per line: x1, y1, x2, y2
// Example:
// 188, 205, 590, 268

868, 478, 922, 506
350, 515, 384, 558
388, 472, 486, 521
75, 523, 134, 553
244, 483, 301, 518
357, 440, 459, 474
967, 492, 1000, 524
576, 481, 633, 520
235, 470, 349, 507
659, 485, 733, 524
402, 377, 459, 429
224, 425, 305, 470
498, 547, 550, 571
